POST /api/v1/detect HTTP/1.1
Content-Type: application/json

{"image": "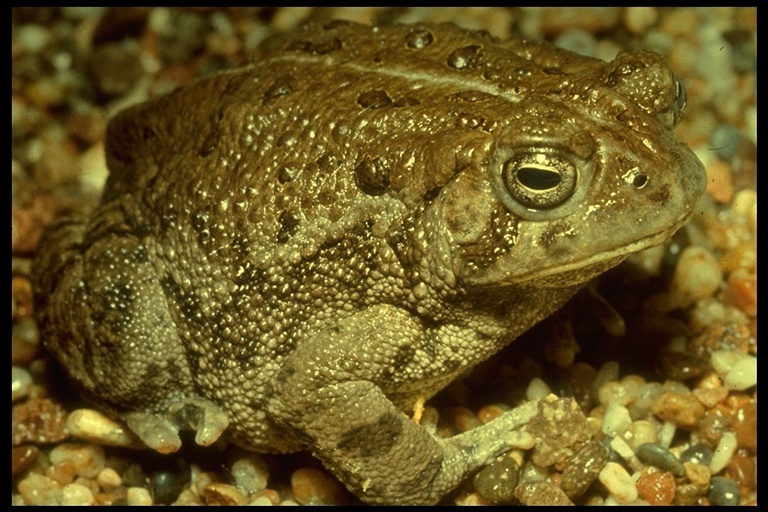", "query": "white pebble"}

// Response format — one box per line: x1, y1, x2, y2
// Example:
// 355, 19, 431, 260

710, 350, 744, 376
49, 443, 105, 479
709, 431, 738, 474
126, 487, 153, 505
623, 420, 658, 450
15, 24, 51, 53
623, 7, 658, 35
598, 462, 638, 504
250, 495, 276, 505
17, 473, 62, 505
96, 467, 122, 490
657, 421, 677, 449
62, 483, 94, 506
670, 246, 722, 308
66, 409, 144, 448
602, 403, 632, 437
526, 377, 551, 401
508, 430, 535, 450
610, 436, 643, 473
12, 366, 33, 401
723, 355, 757, 390
231, 455, 270, 494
